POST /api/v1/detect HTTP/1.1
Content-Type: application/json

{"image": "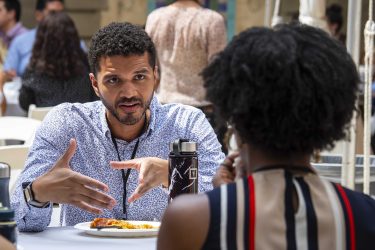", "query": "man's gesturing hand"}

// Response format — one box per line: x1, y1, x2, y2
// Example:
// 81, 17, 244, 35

110, 157, 168, 203
32, 138, 116, 214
